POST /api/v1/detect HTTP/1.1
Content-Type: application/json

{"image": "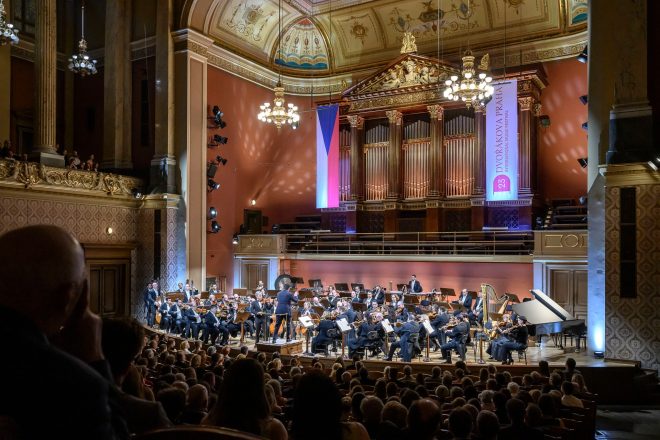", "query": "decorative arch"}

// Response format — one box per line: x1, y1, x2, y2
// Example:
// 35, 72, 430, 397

274, 17, 330, 71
